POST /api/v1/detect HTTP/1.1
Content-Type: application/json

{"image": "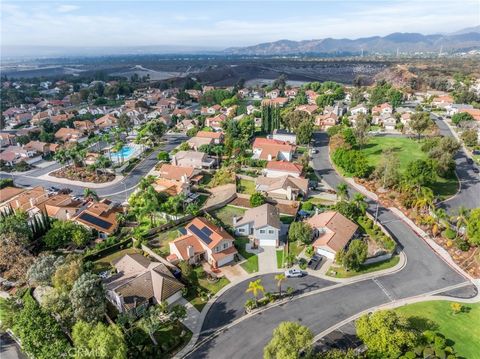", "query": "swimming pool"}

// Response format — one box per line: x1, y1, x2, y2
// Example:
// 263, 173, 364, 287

111, 145, 134, 161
